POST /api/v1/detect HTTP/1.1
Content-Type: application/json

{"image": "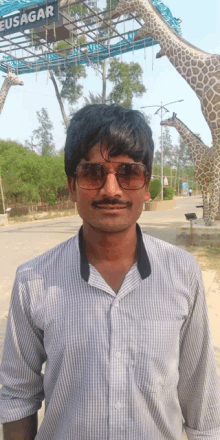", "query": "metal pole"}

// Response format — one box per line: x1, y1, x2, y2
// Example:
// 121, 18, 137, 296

0, 175, 6, 214
160, 102, 163, 201
140, 99, 183, 201
189, 219, 196, 246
